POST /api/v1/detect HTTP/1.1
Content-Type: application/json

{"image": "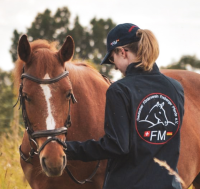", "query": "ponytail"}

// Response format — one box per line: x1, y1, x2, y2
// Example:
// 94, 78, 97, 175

123, 29, 159, 71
